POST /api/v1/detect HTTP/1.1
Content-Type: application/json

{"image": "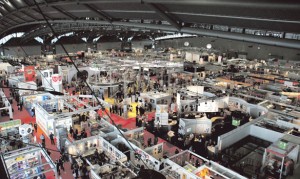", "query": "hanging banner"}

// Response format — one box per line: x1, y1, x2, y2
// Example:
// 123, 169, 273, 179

24, 66, 36, 82
51, 74, 62, 85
